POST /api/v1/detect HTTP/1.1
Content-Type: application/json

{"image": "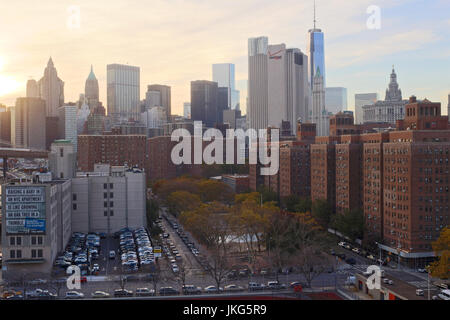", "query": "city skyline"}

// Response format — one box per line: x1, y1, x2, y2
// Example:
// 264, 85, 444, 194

0, 0, 448, 116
